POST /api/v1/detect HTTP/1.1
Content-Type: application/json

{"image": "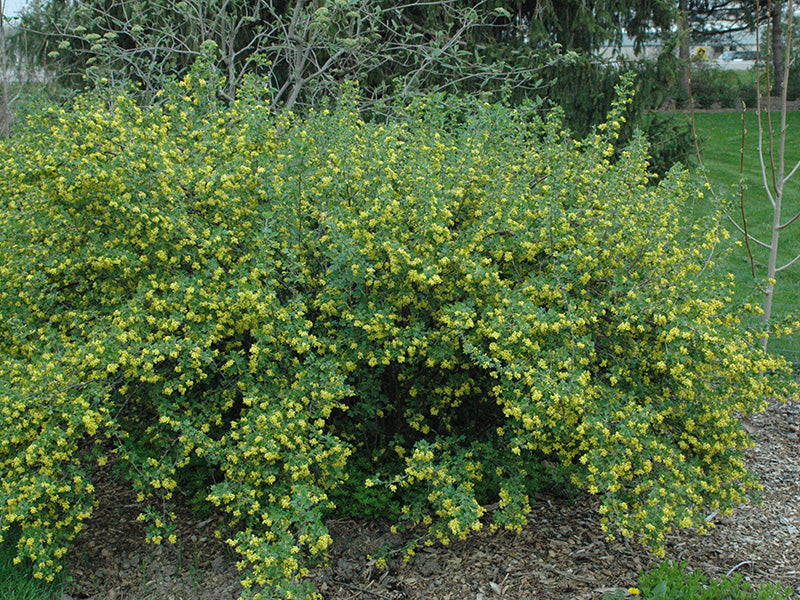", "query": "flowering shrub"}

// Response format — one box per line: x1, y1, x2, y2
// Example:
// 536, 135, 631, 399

0, 74, 795, 598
